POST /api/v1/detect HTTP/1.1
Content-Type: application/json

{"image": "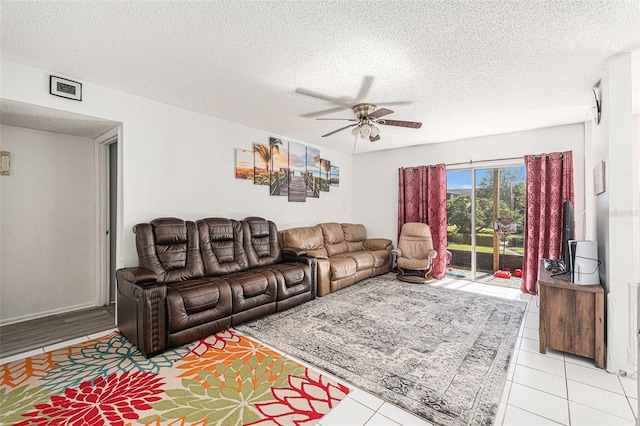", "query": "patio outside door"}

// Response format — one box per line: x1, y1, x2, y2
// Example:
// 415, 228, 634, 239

446, 166, 525, 287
